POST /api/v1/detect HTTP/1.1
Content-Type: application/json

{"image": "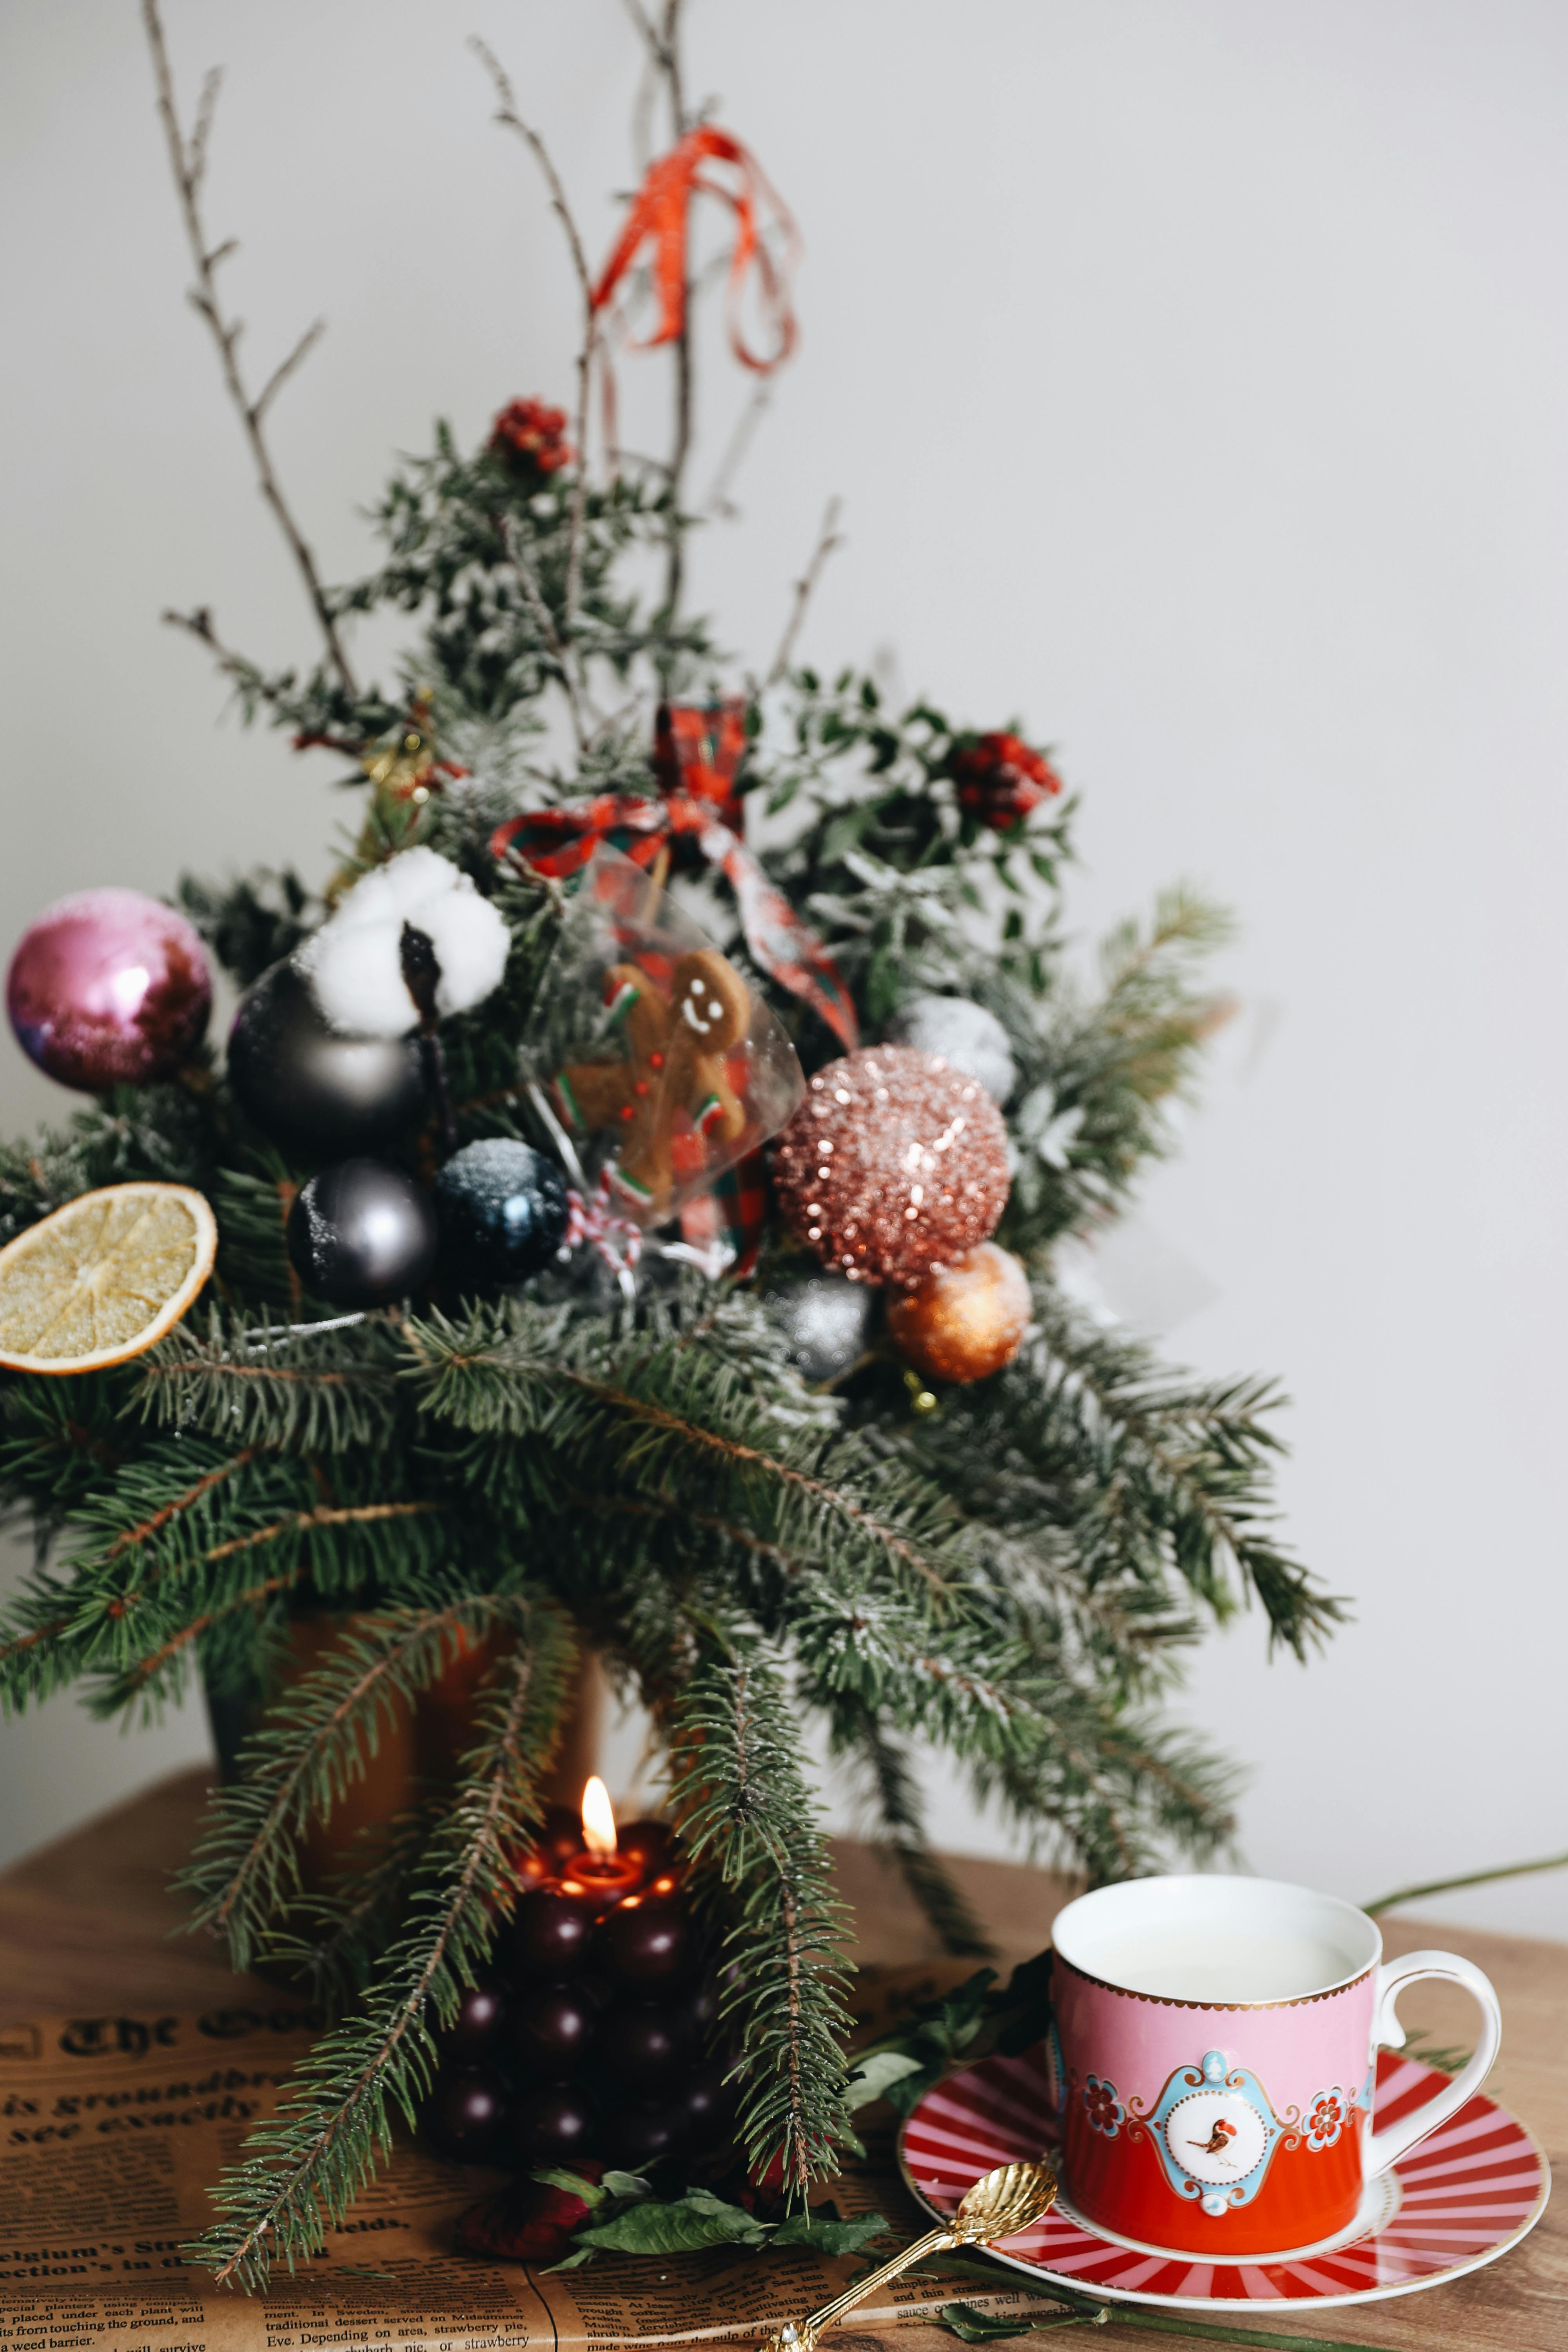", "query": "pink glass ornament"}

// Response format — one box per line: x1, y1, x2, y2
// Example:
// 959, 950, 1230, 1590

7, 888, 212, 1091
